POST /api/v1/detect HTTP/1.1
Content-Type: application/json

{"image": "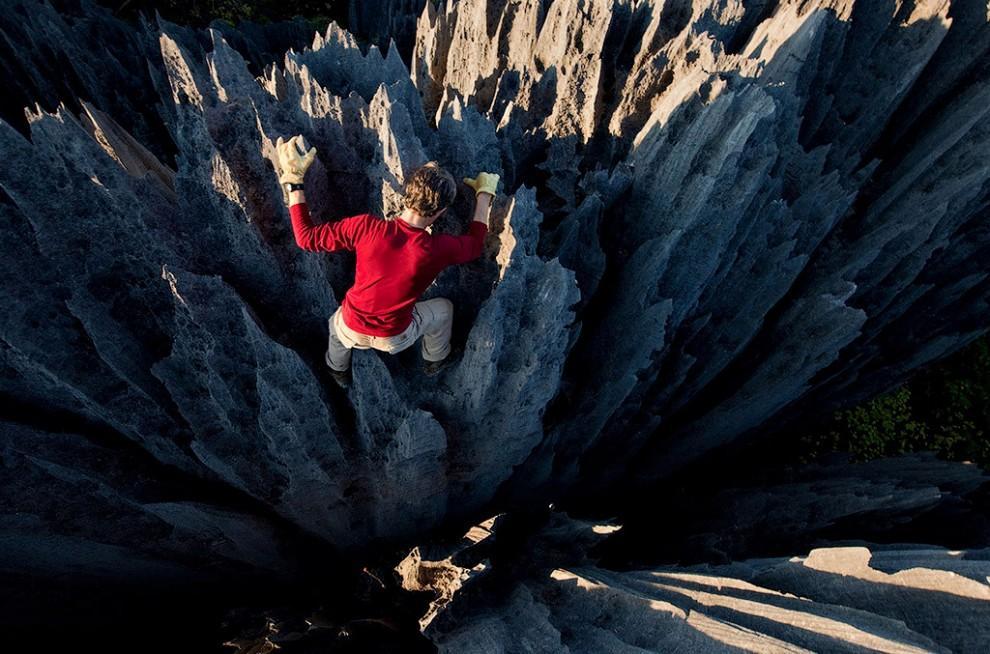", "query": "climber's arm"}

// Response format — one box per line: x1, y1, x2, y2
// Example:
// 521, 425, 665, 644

433, 193, 491, 265
288, 192, 368, 252
470, 191, 492, 229
278, 134, 368, 252
434, 221, 489, 265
